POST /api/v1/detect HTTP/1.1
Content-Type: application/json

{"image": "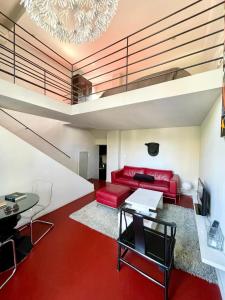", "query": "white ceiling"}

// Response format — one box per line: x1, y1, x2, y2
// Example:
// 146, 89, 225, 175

67, 88, 220, 129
